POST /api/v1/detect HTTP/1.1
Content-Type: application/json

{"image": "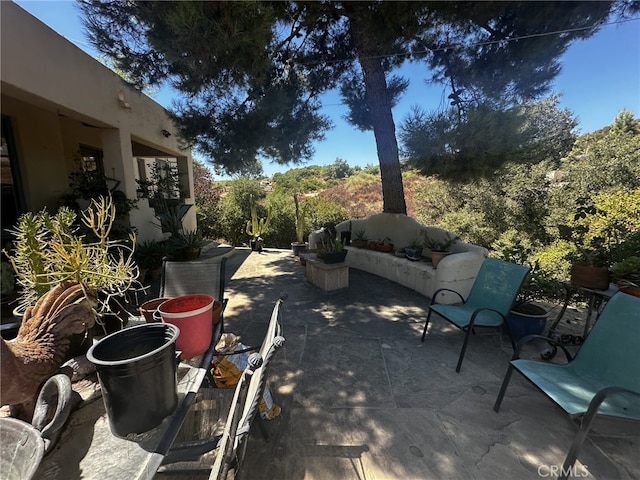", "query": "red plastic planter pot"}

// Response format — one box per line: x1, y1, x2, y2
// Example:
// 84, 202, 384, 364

158, 294, 214, 359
